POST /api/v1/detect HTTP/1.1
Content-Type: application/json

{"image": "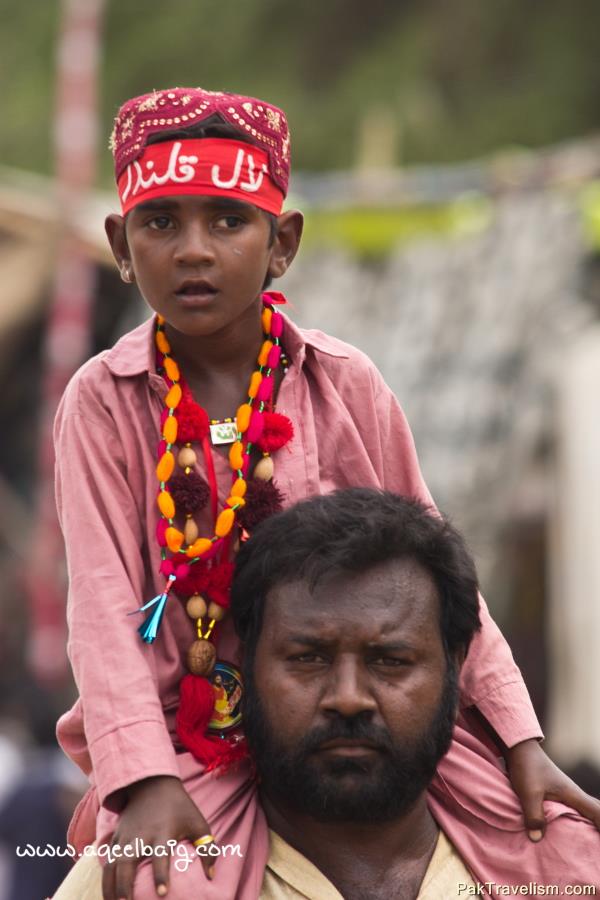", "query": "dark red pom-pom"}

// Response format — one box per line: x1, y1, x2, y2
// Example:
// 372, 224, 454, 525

255, 412, 294, 452
170, 472, 210, 514
204, 561, 234, 609
174, 562, 211, 598
236, 478, 284, 532
176, 395, 209, 443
